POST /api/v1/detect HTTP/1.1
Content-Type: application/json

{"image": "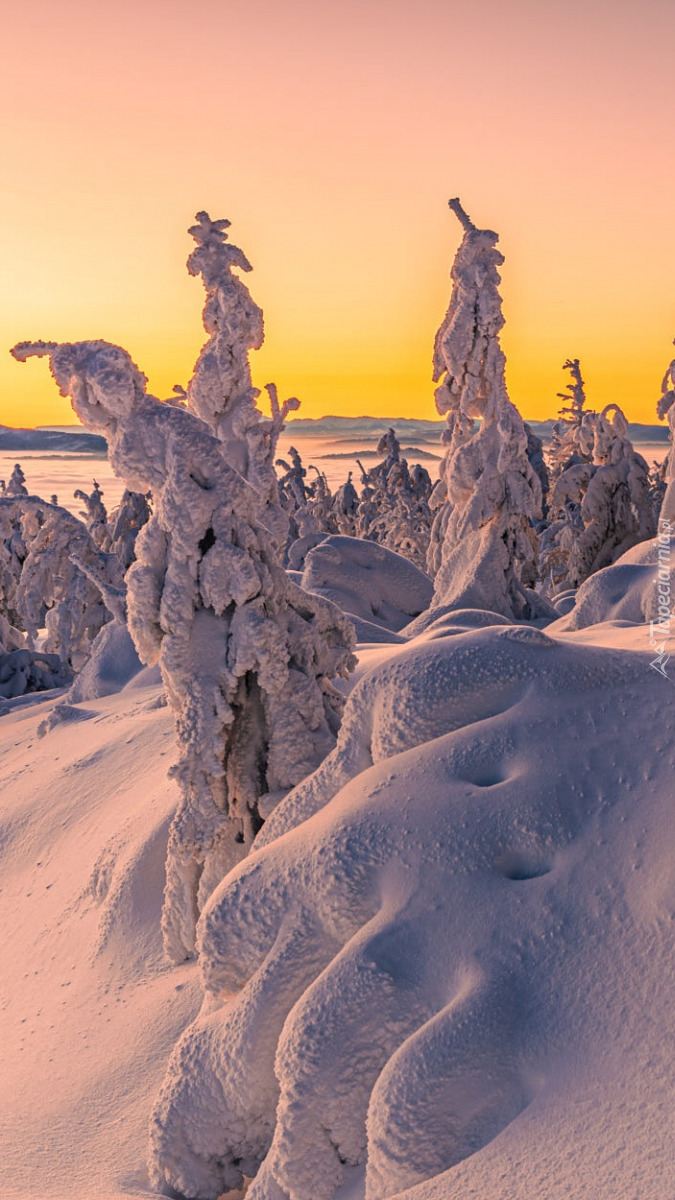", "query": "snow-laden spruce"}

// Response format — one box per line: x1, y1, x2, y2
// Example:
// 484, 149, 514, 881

543, 403, 654, 592
1, 463, 29, 497
12, 338, 356, 963
426, 200, 545, 619
356, 428, 432, 571
657, 341, 675, 522
186, 211, 299, 546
